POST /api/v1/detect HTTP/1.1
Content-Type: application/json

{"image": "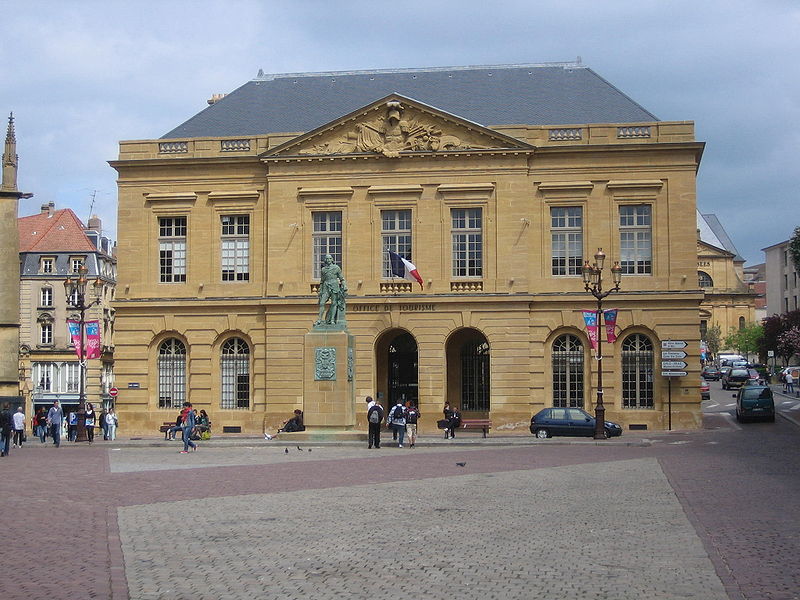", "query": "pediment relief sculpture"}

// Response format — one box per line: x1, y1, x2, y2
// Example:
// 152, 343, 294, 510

297, 101, 496, 158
